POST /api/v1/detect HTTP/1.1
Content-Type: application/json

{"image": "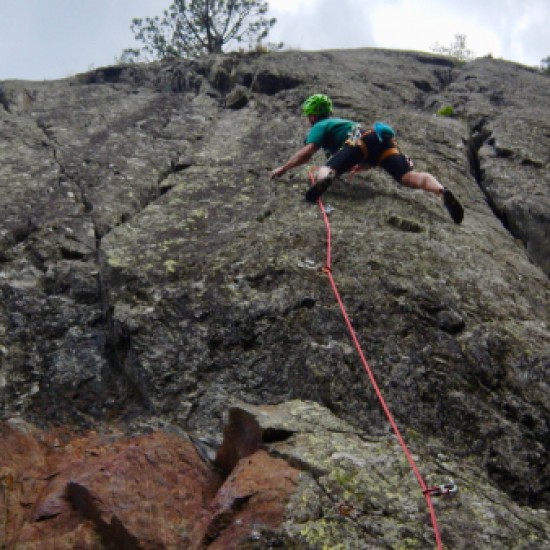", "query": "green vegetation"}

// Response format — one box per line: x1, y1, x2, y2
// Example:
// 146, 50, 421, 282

436, 104, 455, 117
431, 33, 475, 62
119, 0, 279, 63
